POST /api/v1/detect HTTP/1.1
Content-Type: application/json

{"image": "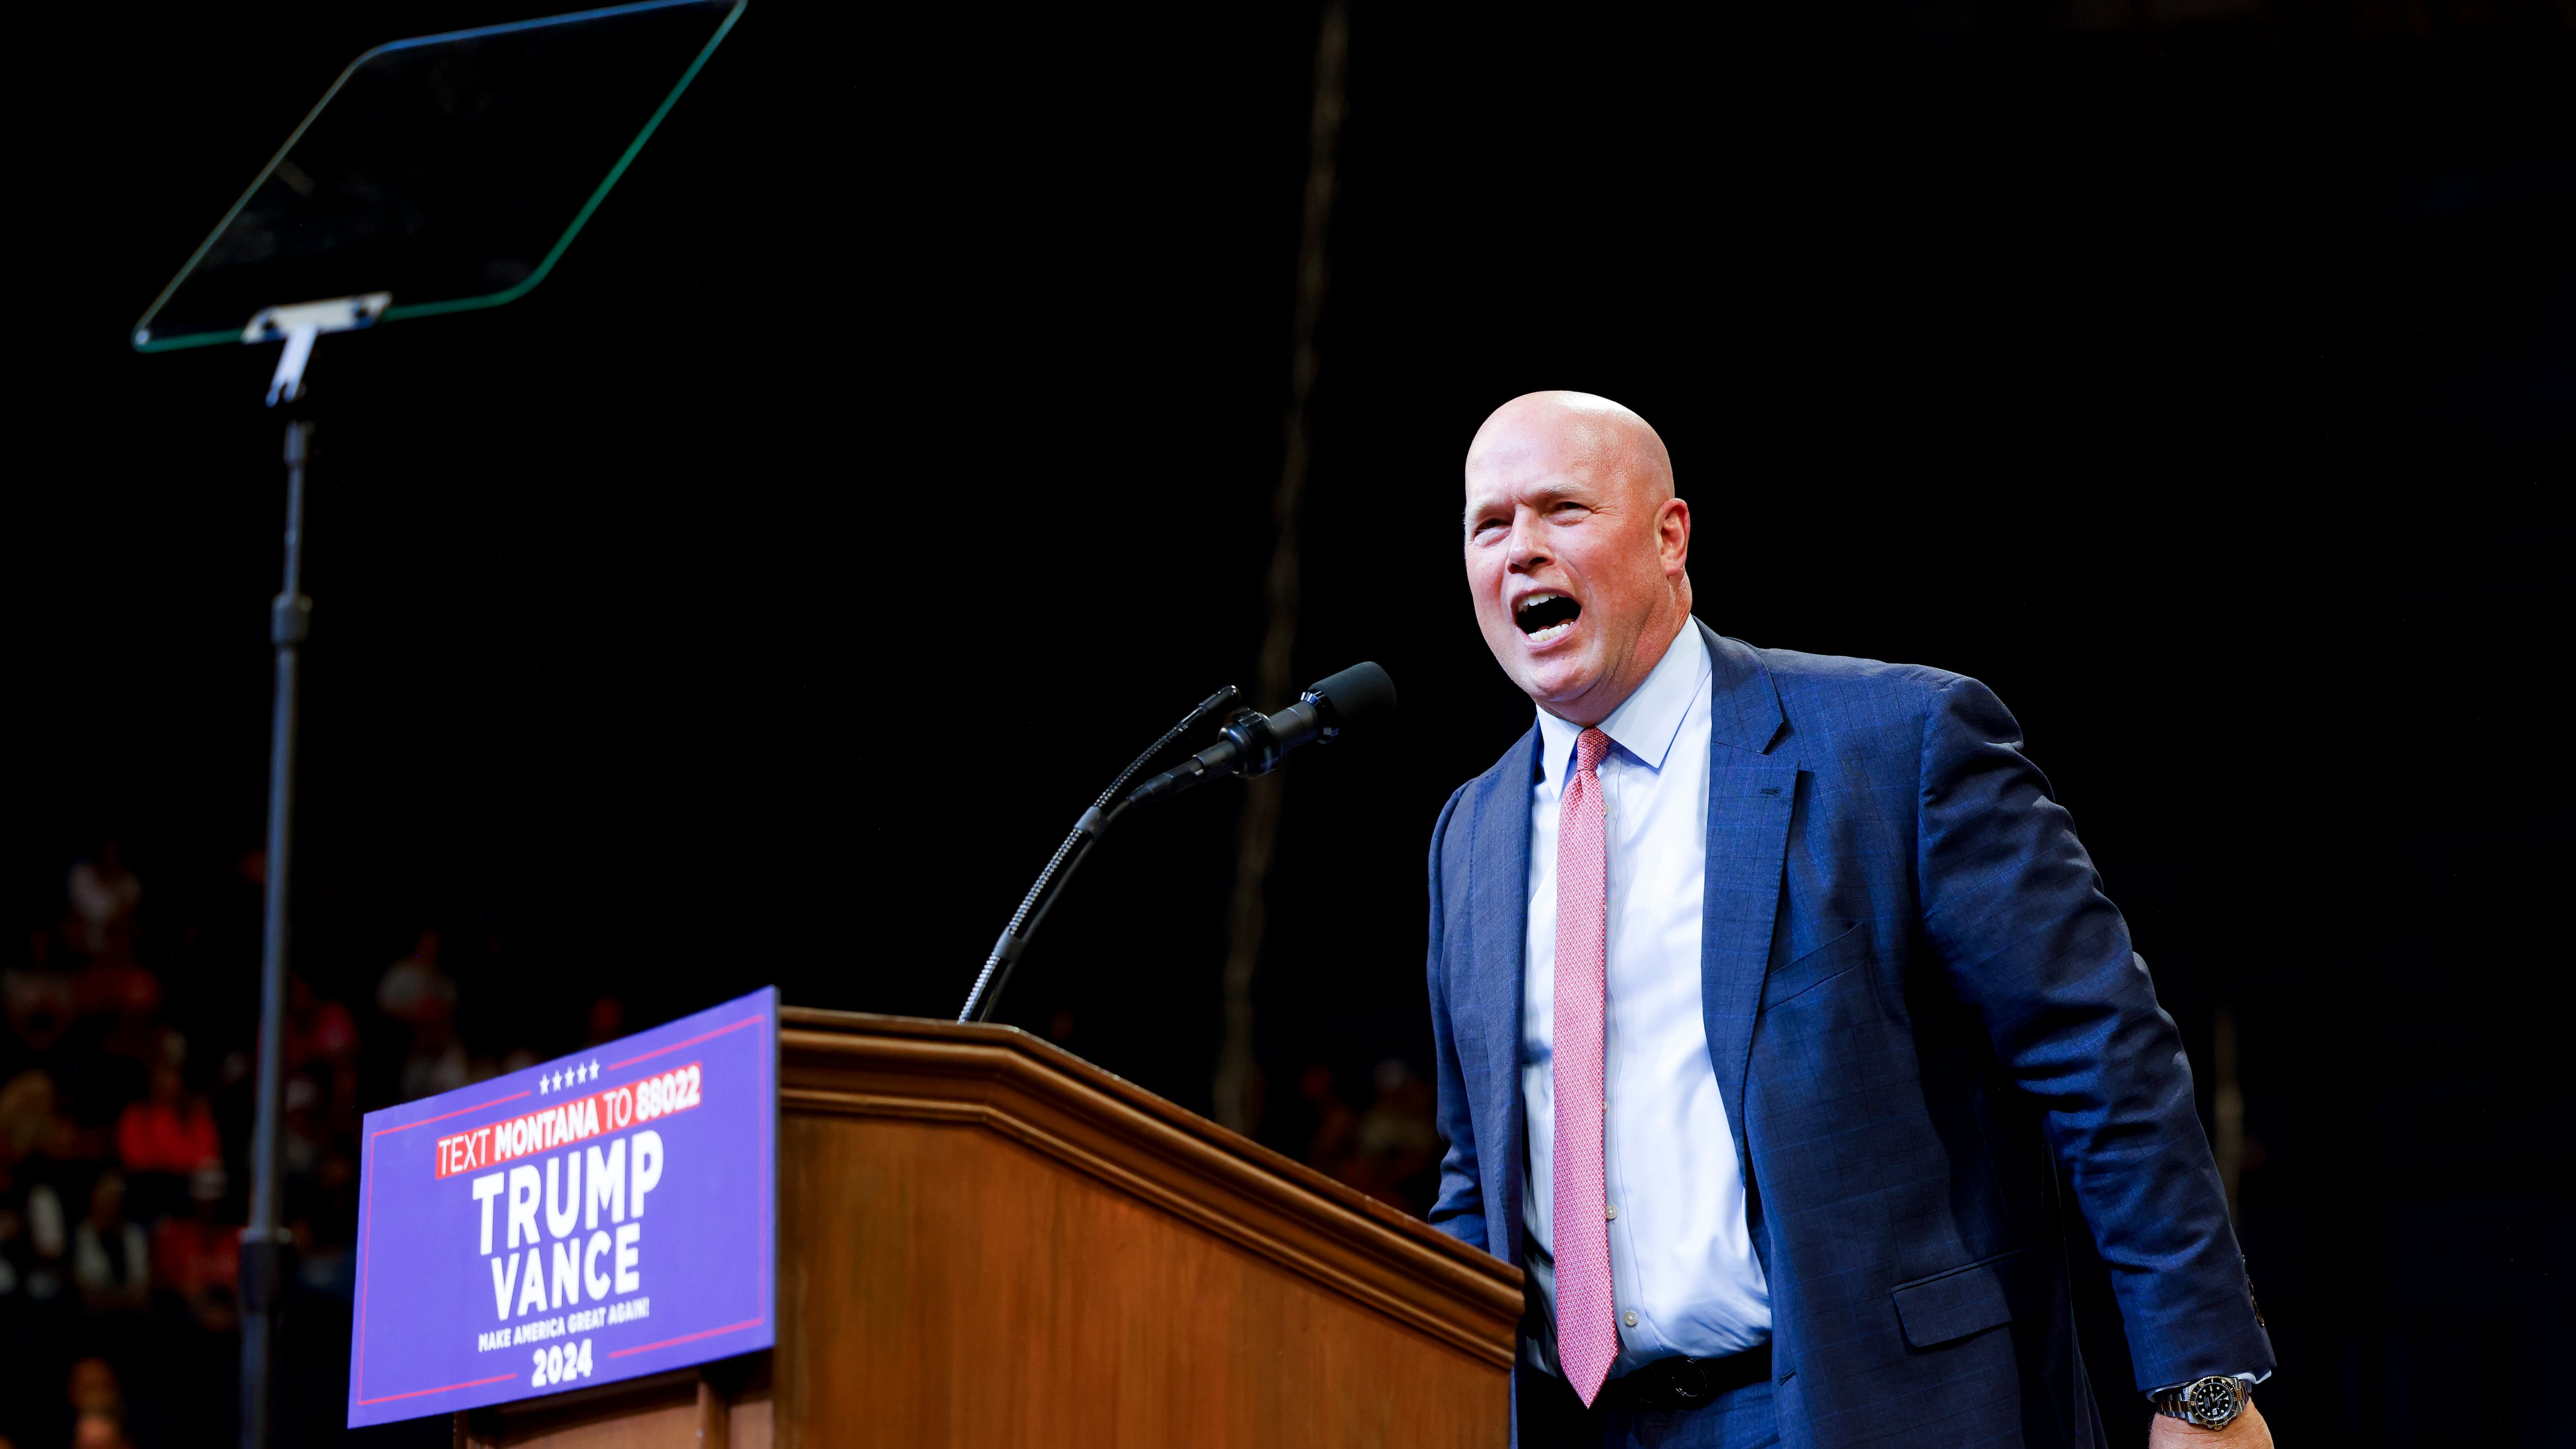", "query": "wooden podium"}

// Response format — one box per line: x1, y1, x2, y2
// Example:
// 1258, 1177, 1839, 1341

455, 1008, 1521, 1447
